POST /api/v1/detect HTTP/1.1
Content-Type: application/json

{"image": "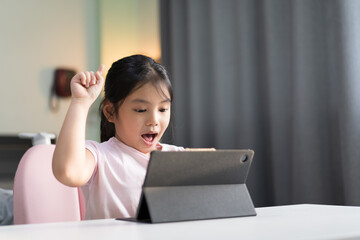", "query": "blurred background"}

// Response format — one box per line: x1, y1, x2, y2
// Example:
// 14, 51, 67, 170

1, 0, 360, 208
